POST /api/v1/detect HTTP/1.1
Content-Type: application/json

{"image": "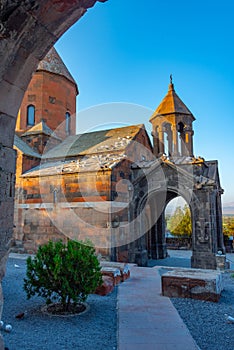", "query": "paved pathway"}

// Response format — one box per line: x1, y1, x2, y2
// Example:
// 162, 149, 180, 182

226, 253, 234, 270
117, 265, 199, 350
